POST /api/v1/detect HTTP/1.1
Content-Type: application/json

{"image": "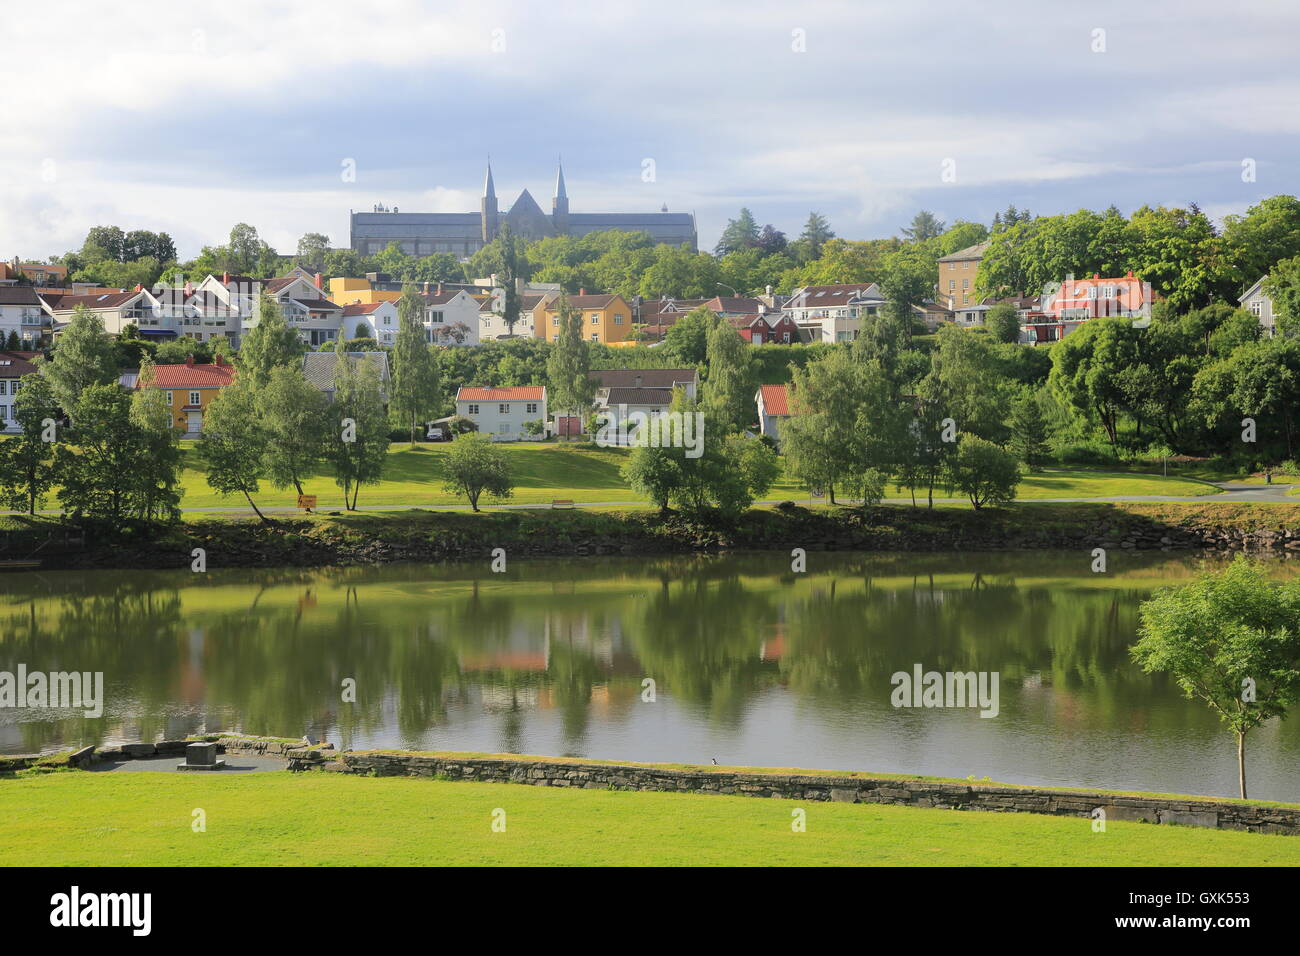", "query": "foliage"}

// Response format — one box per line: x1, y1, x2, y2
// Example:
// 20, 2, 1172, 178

441, 432, 513, 511
1134, 555, 1300, 798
